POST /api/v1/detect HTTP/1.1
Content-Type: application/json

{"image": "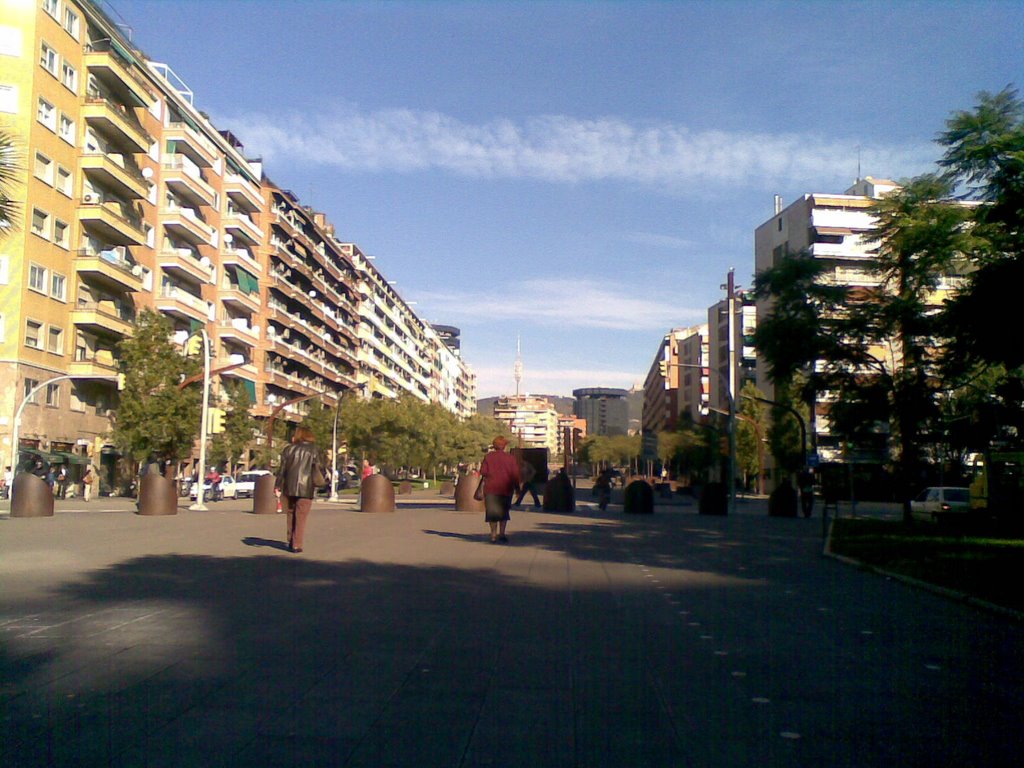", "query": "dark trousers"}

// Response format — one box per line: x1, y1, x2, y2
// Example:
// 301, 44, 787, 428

515, 481, 540, 507
285, 496, 313, 550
